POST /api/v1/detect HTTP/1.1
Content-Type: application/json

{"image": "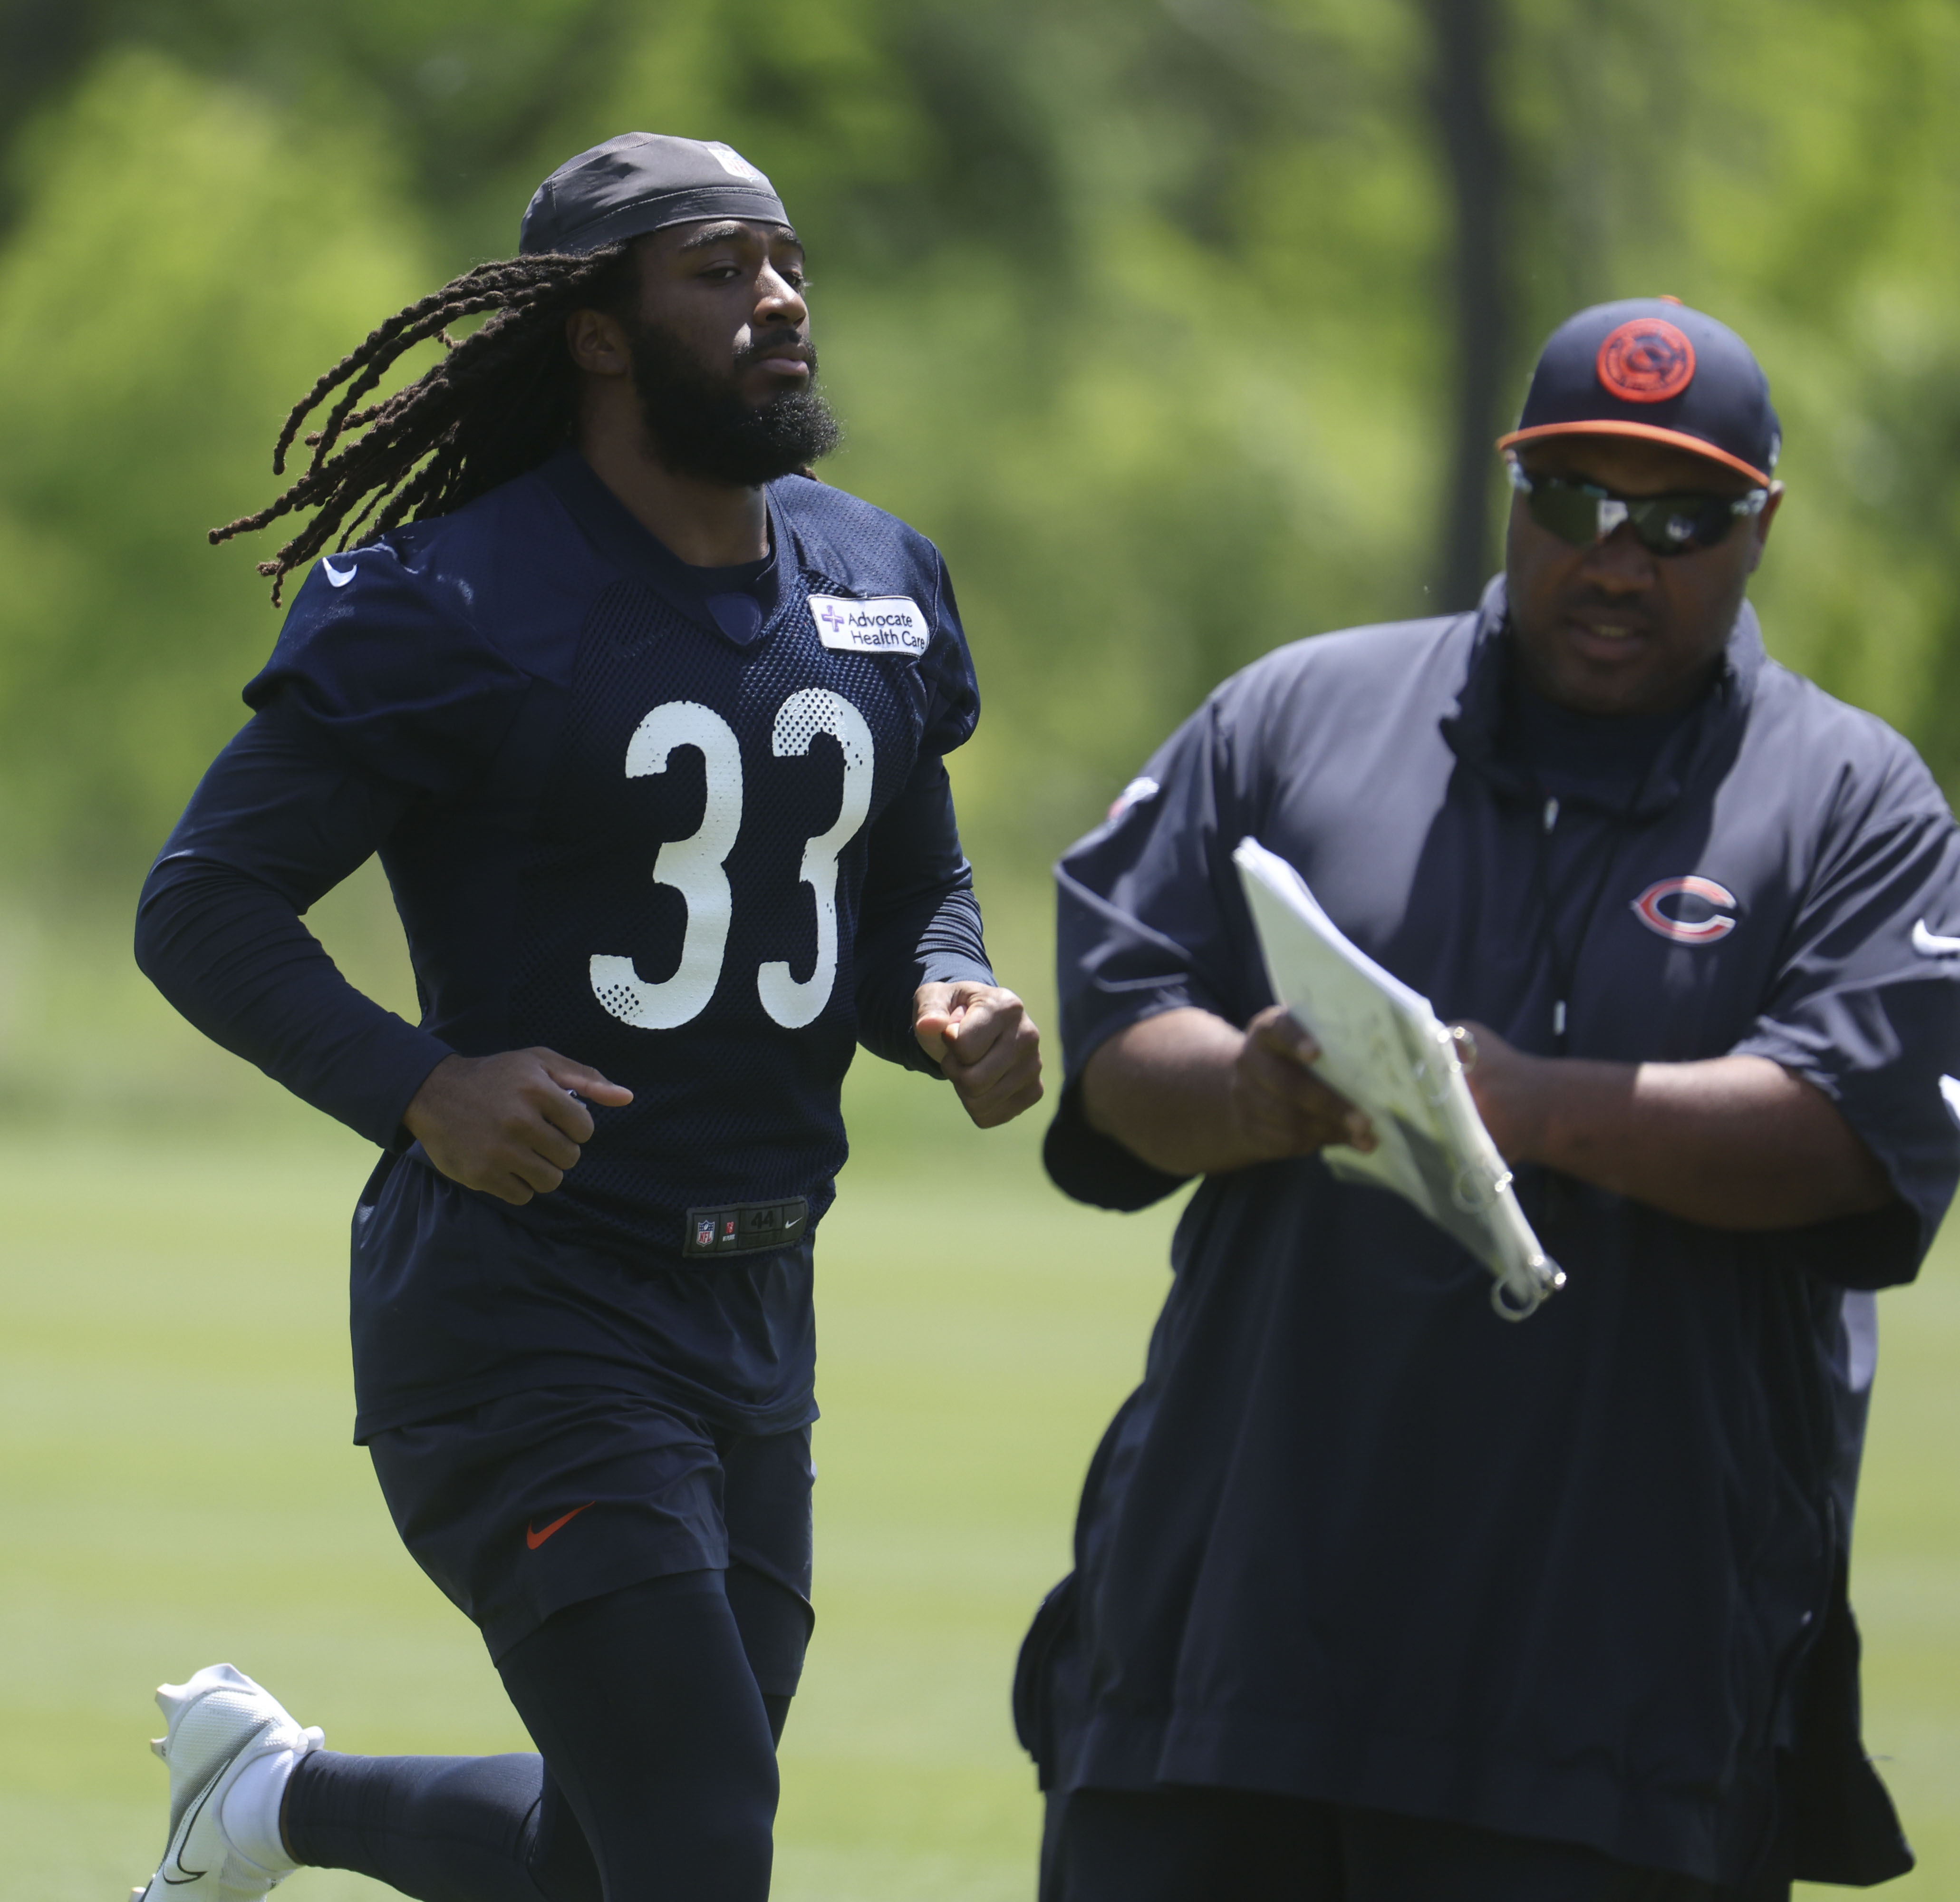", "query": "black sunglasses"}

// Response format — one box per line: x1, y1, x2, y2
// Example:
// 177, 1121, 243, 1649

1508, 461, 1768, 557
